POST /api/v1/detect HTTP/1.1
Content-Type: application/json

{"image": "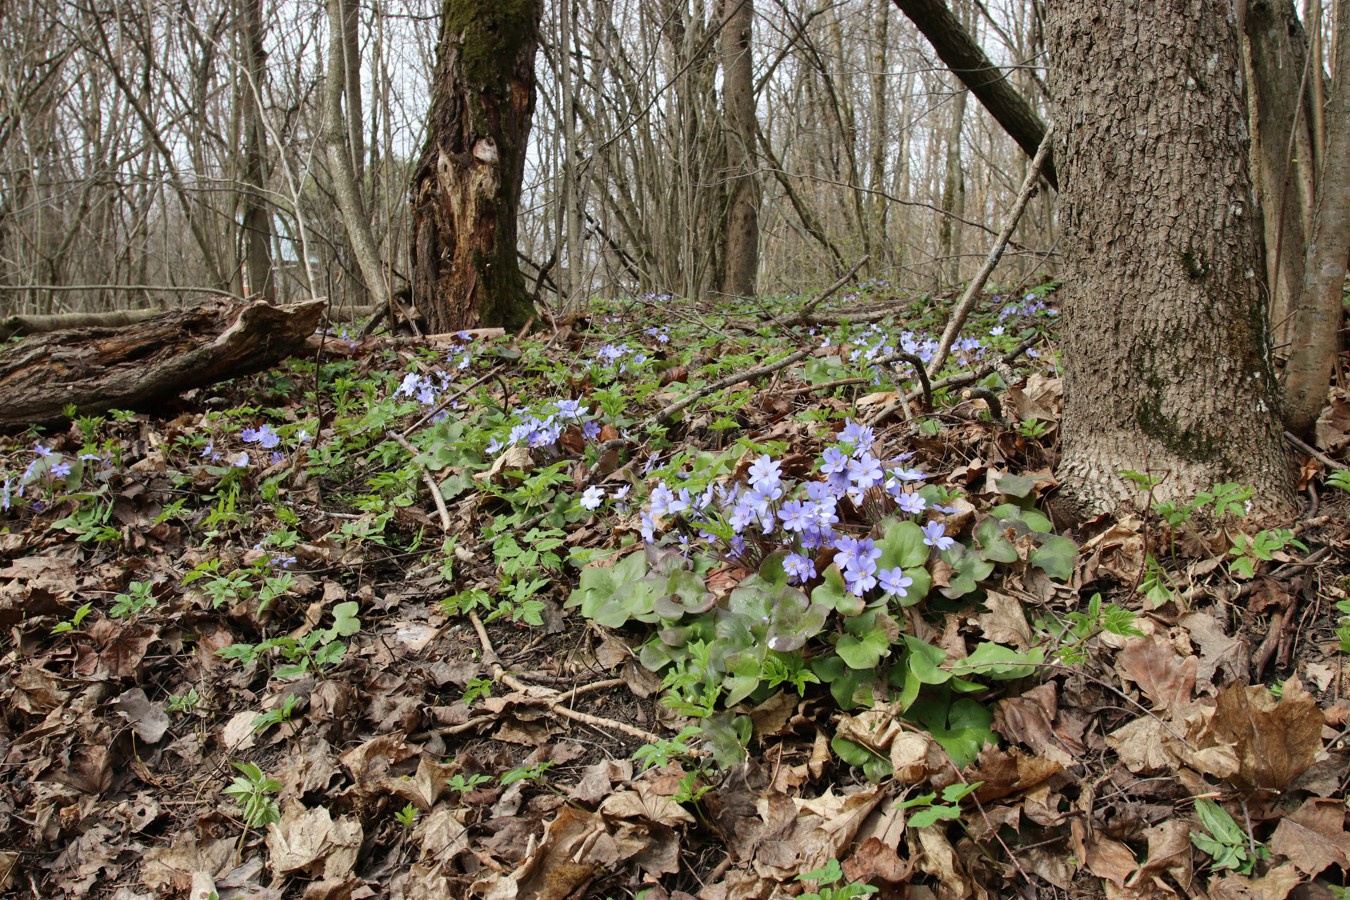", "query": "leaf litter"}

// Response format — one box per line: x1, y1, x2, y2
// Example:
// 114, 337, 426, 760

0, 287, 1348, 898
